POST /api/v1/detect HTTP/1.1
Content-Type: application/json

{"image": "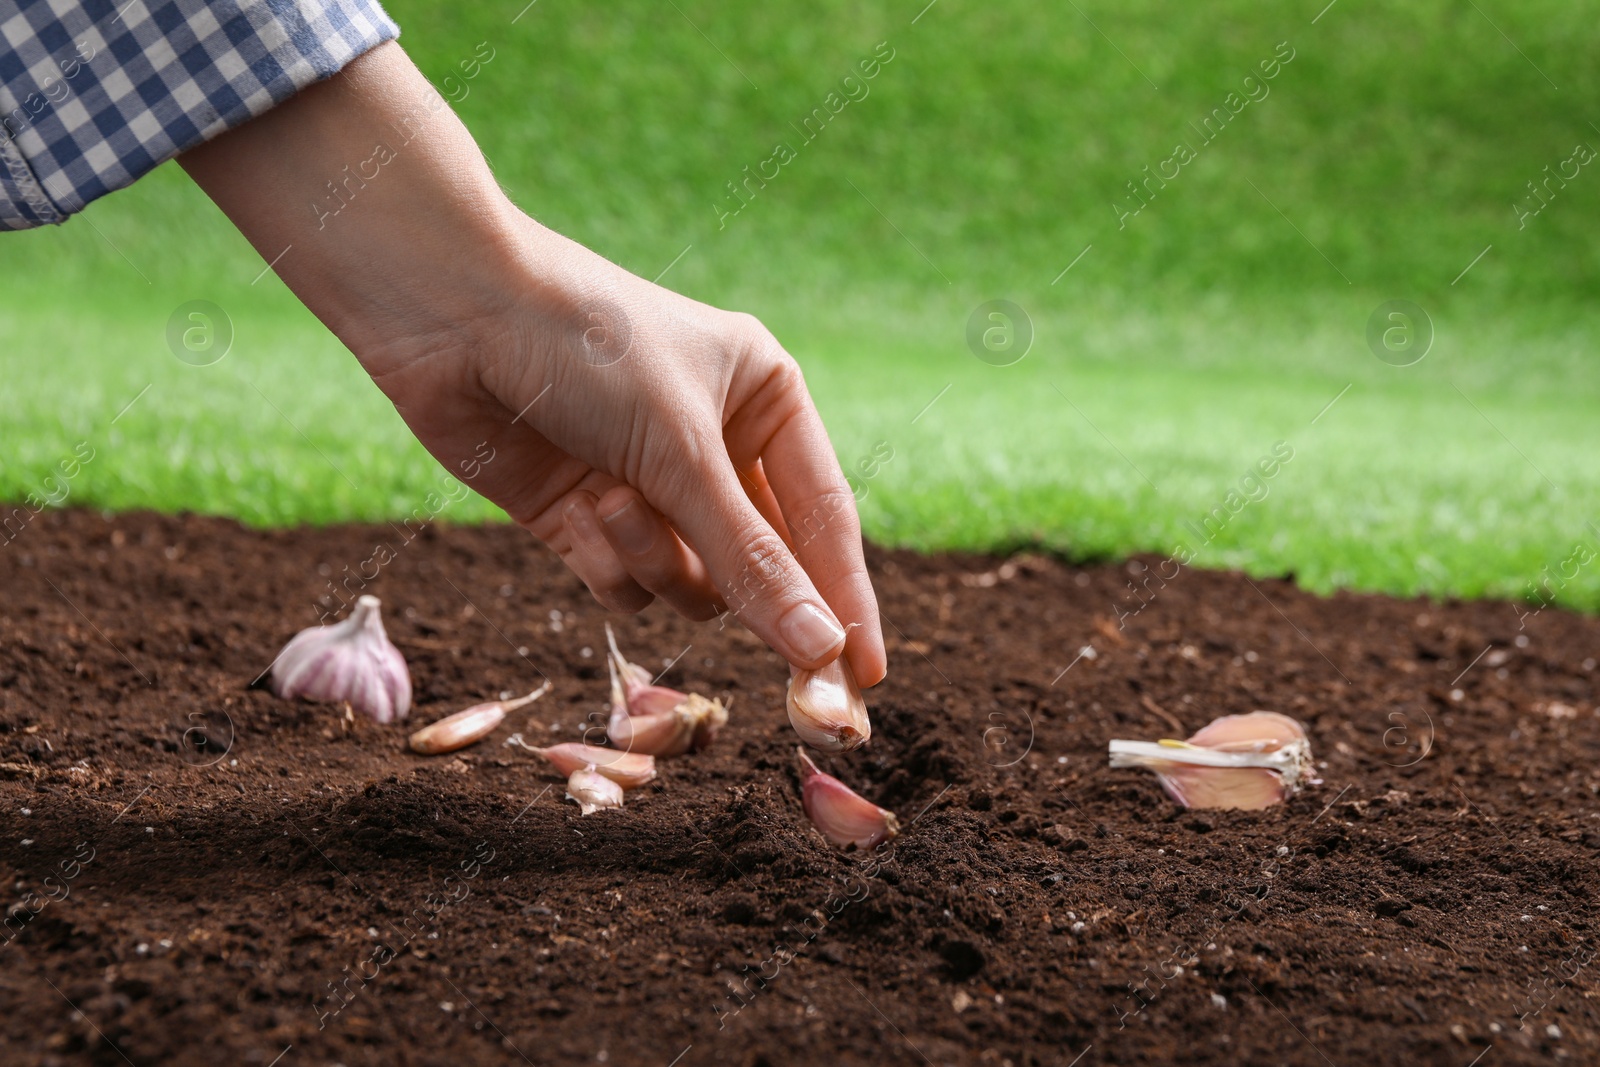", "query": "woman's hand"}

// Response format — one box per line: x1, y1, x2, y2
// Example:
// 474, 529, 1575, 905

179, 41, 886, 685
